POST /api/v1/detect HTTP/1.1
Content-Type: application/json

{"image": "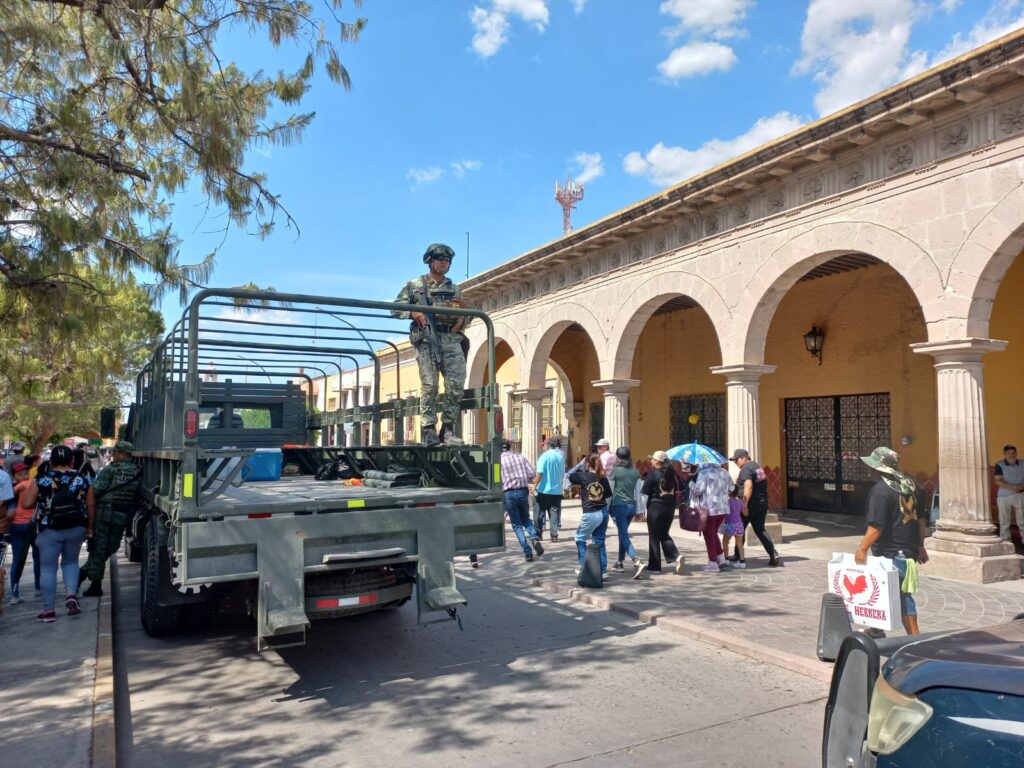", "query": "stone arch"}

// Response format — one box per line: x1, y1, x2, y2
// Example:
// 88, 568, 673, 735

465, 319, 526, 388
607, 271, 731, 380
524, 302, 605, 389
736, 221, 944, 364
949, 181, 1024, 337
